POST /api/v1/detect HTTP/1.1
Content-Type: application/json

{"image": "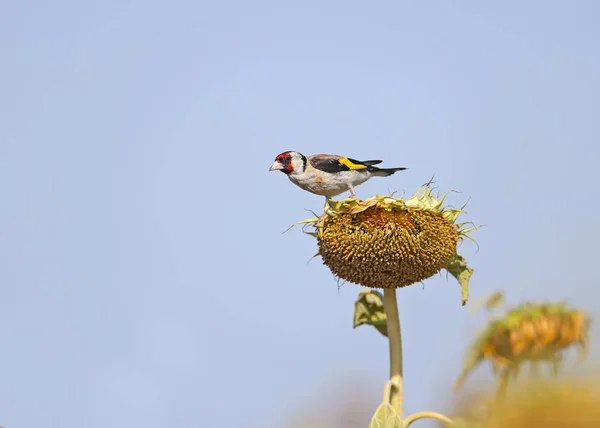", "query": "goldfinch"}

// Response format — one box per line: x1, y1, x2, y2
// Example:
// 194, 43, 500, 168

269, 151, 407, 201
